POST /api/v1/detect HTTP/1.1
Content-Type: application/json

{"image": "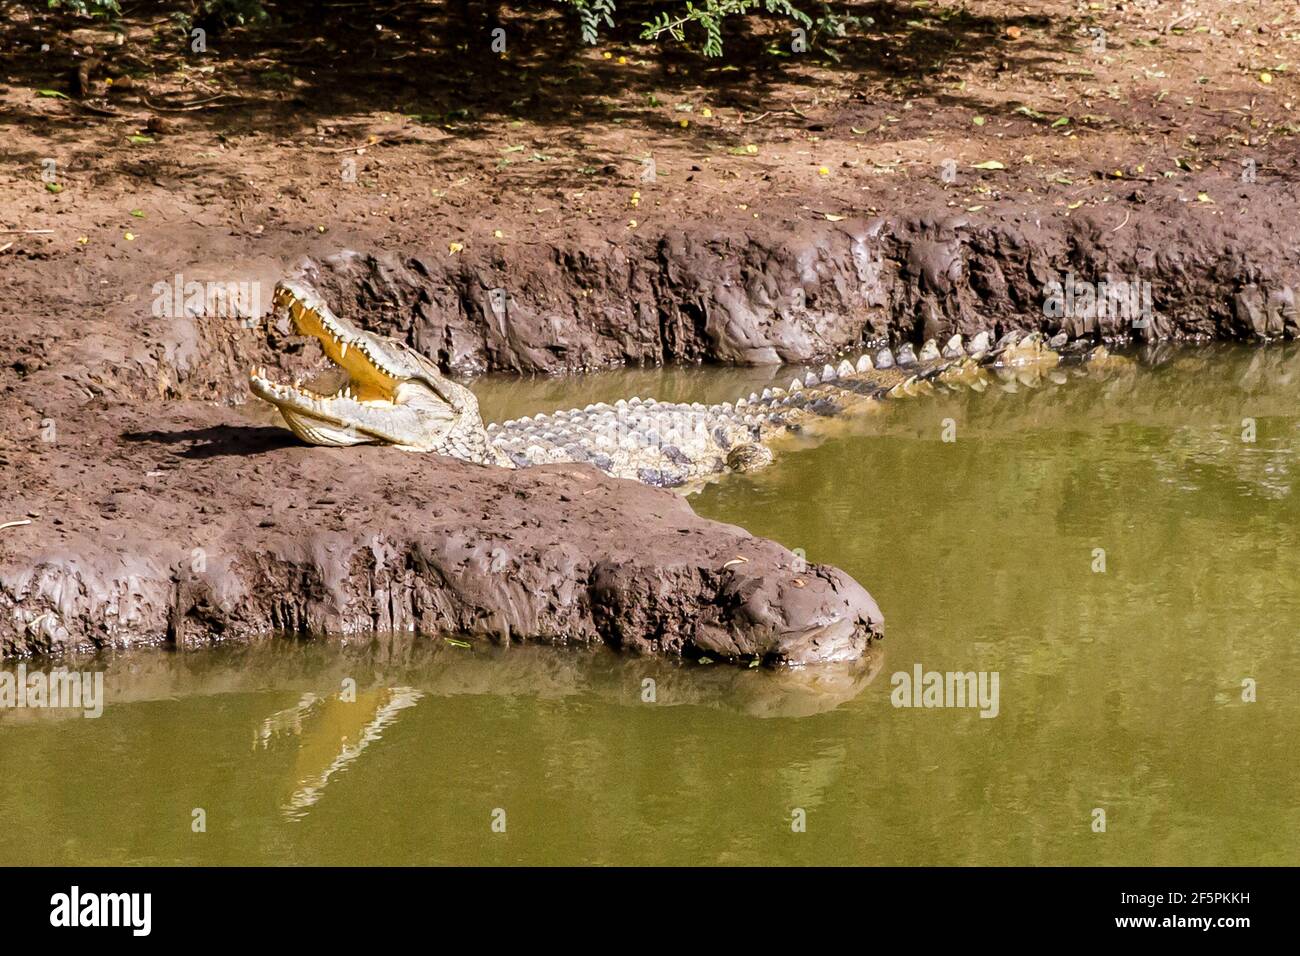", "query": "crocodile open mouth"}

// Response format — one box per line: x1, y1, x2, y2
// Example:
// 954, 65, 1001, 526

249, 281, 456, 448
